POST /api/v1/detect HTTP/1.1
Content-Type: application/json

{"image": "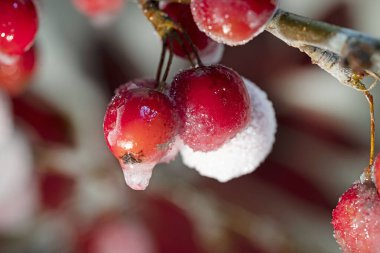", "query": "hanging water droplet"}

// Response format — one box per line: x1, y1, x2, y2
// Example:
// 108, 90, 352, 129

119, 161, 155, 190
